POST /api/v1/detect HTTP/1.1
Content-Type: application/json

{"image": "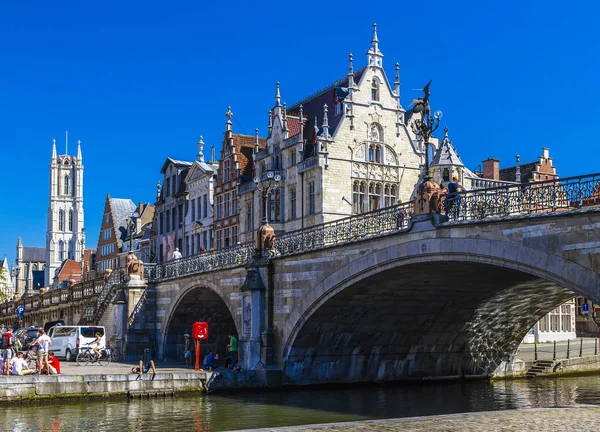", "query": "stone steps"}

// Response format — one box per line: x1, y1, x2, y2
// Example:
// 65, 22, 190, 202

525, 360, 555, 378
